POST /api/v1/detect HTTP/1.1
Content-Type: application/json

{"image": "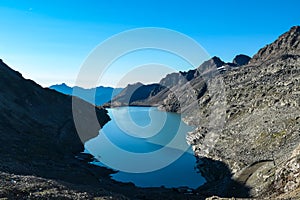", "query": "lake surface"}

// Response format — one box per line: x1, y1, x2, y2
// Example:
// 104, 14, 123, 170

85, 106, 205, 189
